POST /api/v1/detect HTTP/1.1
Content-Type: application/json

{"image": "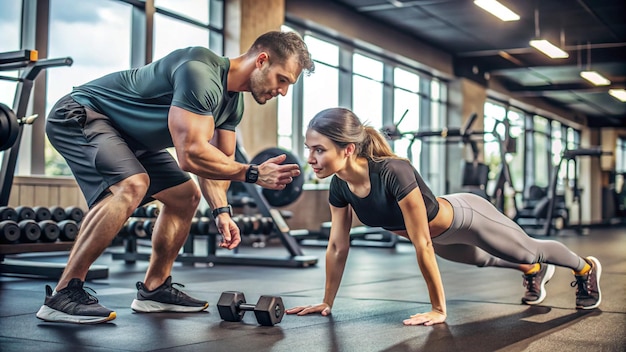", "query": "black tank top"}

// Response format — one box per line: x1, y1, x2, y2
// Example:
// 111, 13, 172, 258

328, 158, 439, 231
